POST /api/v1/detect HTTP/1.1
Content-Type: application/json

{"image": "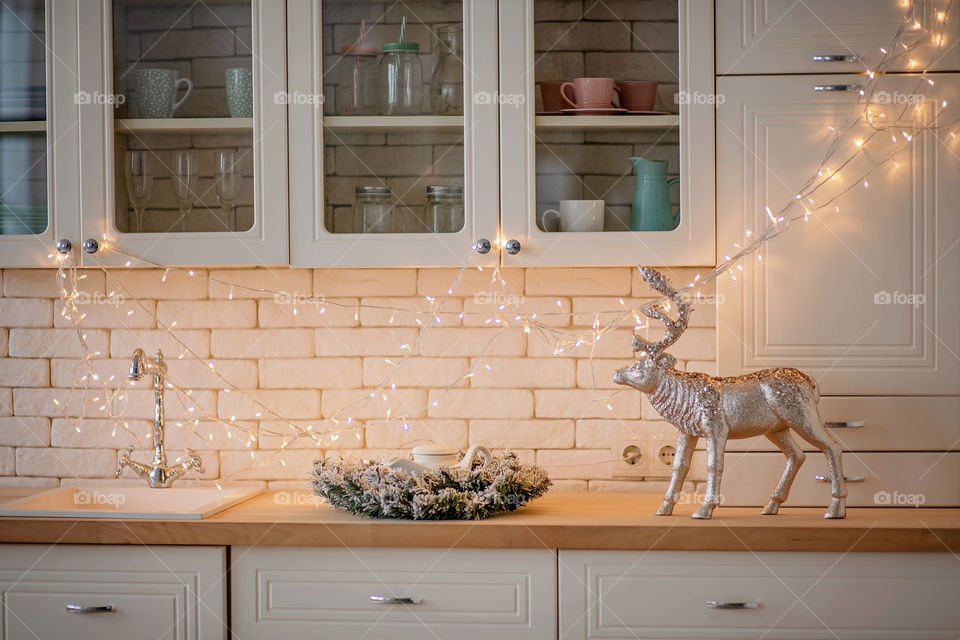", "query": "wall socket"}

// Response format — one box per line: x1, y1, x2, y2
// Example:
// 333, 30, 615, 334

649, 437, 679, 477
612, 439, 652, 478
